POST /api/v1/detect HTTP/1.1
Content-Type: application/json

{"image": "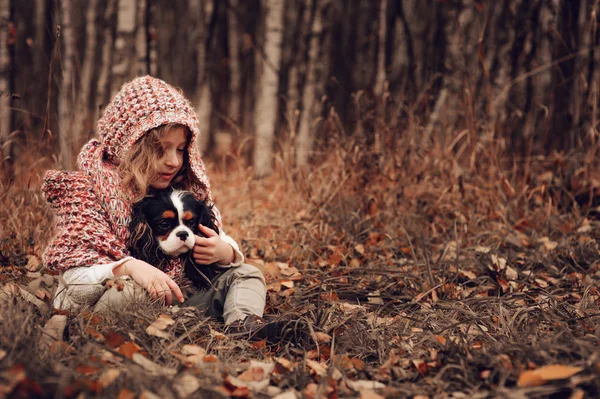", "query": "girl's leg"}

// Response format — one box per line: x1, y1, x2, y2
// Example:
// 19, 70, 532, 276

93, 278, 147, 312
184, 264, 266, 325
